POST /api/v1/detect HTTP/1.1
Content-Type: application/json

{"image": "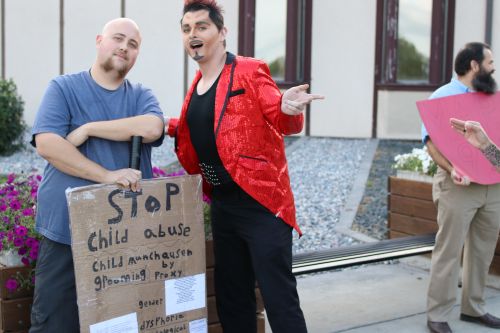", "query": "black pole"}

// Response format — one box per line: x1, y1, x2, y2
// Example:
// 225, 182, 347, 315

129, 136, 142, 170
